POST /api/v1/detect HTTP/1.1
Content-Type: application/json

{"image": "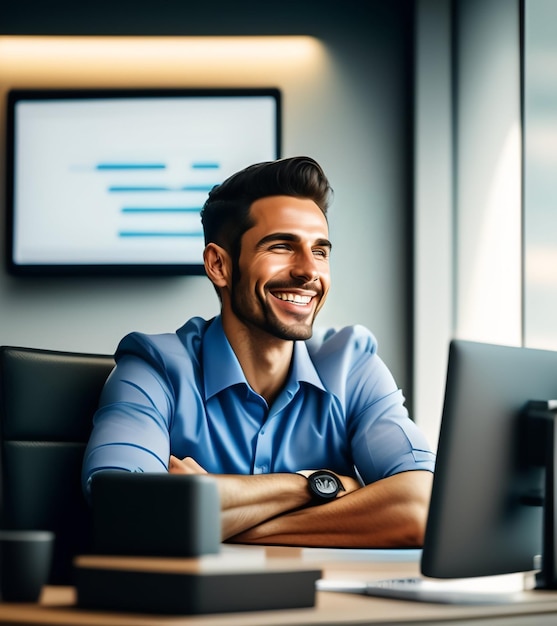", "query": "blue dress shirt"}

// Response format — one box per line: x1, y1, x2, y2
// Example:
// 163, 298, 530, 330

82, 316, 435, 494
